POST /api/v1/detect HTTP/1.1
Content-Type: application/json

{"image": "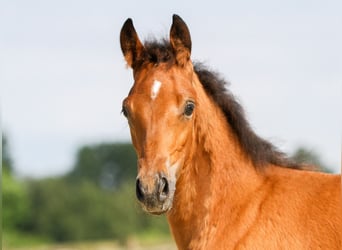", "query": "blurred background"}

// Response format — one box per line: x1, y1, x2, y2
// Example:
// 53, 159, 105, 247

1, 0, 341, 249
